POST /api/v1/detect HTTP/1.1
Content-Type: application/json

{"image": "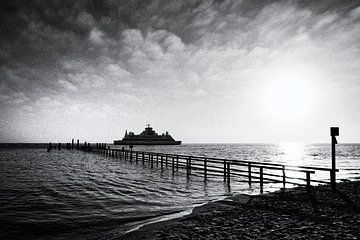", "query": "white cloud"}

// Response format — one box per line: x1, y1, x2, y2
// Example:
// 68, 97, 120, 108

89, 28, 105, 45
76, 12, 95, 29
58, 79, 78, 92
